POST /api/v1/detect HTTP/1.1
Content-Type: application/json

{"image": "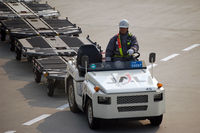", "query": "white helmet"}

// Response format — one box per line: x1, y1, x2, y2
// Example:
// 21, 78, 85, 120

119, 19, 129, 28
